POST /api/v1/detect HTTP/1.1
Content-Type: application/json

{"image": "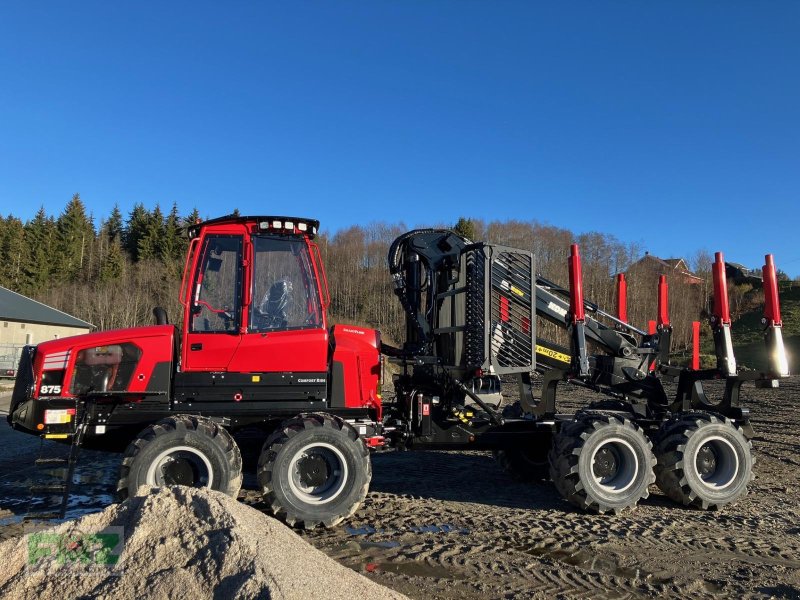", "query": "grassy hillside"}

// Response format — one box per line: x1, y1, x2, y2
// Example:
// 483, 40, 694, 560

725, 285, 800, 373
